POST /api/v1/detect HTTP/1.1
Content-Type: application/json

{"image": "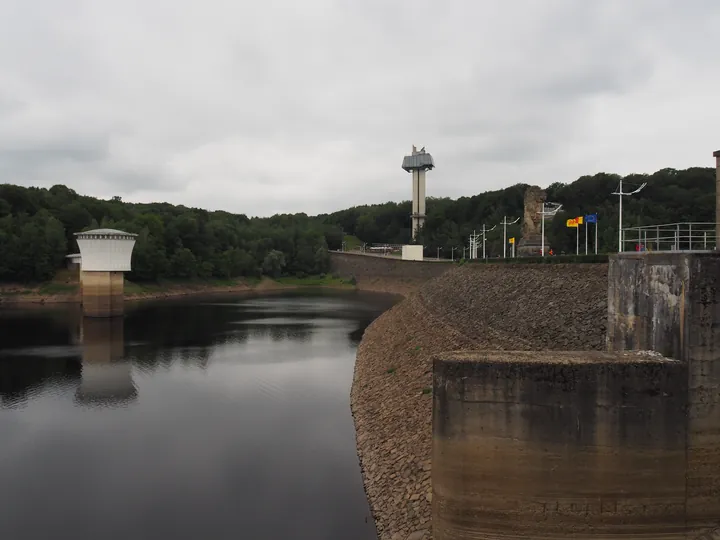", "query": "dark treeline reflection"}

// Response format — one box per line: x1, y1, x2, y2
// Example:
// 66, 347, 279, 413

0, 290, 398, 405
0, 307, 82, 407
